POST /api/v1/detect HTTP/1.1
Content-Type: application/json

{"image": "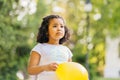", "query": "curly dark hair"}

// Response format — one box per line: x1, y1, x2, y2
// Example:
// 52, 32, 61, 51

37, 14, 70, 44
